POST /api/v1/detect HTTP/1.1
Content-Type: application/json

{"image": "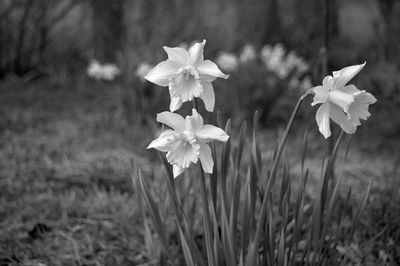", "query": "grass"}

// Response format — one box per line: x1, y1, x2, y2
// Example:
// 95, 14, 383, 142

0, 76, 399, 265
